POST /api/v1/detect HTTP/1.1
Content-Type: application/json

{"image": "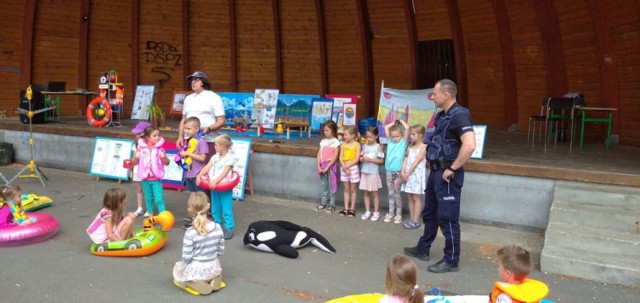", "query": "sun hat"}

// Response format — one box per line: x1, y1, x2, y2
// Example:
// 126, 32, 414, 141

186, 71, 209, 82
131, 121, 152, 134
